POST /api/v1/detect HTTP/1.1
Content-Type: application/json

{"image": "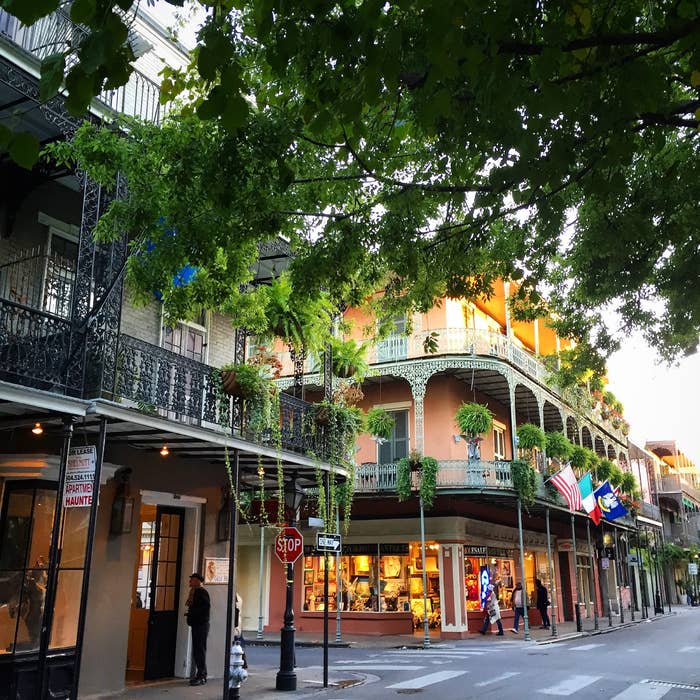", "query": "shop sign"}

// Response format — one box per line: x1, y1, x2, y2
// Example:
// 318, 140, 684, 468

464, 545, 514, 558
64, 445, 96, 508
558, 540, 574, 551
601, 557, 610, 570
688, 562, 698, 575
304, 542, 409, 556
